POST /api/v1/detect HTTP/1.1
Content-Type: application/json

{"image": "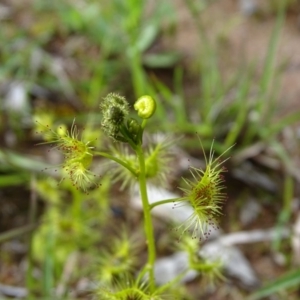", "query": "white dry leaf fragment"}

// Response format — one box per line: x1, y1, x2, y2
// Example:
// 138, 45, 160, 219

232, 161, 278, 192
154, 227, 290, 288
0, 283, 27, 298
239, 0, 258, 16
200, 227, 289, 288
153, 242, 258, 288
239, 198, 262, 226
232, 142, 265, 164
131, 183, 192, 223
199, 241, 259, 289
4, 81, 29, 114
131, 184, 221, 239
2, 81, 31, 146
154, 252, 198, 285
154, 242, 258, 288
0, 3, 11, 20
217, 228, 290, 246
50, 57, 75, 97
